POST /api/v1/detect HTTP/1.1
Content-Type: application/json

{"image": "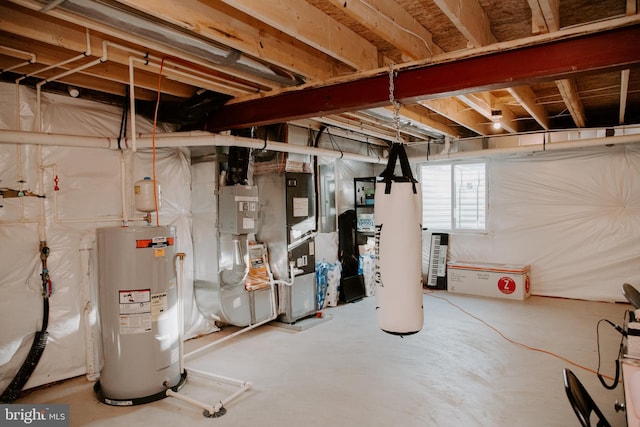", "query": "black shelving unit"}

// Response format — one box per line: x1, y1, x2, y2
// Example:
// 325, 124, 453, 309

354, 177, 377, 253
